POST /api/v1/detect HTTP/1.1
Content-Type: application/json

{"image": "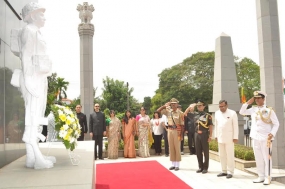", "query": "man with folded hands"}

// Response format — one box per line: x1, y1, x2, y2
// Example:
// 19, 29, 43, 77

215, 100, 239, 179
